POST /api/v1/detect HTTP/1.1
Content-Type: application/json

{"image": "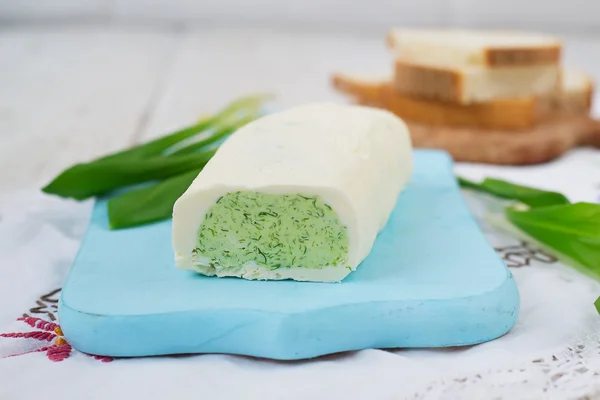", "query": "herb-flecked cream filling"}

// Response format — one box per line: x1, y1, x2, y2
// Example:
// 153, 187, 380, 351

195, 191, 349, 271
